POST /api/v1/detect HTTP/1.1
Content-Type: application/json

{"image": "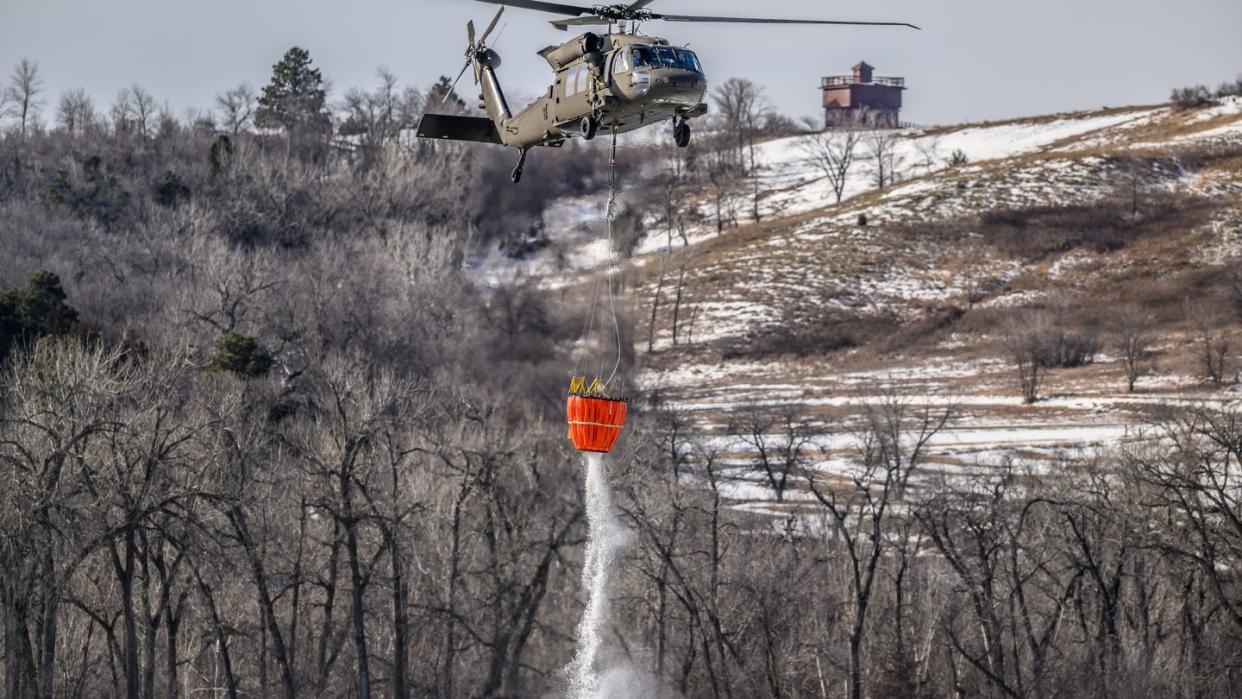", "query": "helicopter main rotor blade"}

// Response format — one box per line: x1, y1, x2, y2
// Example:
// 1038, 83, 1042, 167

653, 13, 920, 29
479, 7, 505, 44
470, 0, 920, 30
549, 15, 610, 29
467, 19, 476, 45
474, 0, 597, 18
